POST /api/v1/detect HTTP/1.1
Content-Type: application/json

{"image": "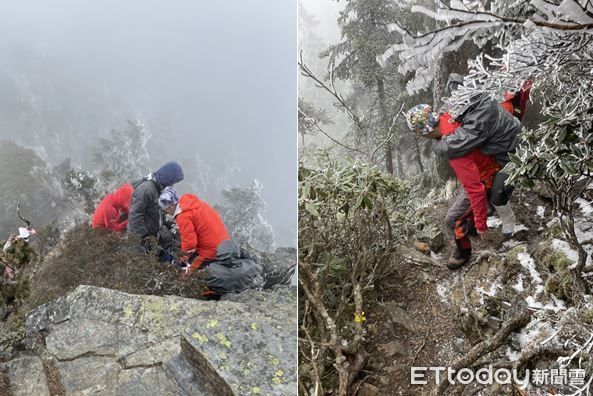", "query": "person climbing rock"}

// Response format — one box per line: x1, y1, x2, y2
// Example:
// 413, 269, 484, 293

92, 183, 133, 232
158, 187, 230, 272
406, 97, 519, 269
127, 161, 184, 246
